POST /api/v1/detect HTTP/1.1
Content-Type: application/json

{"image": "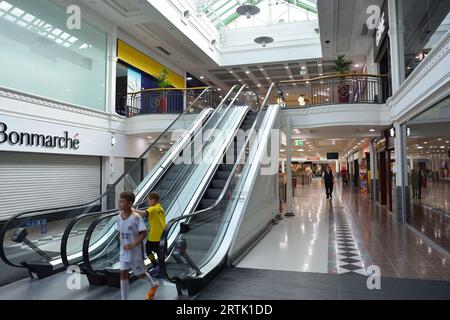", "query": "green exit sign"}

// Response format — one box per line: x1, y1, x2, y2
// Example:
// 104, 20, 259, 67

295, 140, 304, 146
